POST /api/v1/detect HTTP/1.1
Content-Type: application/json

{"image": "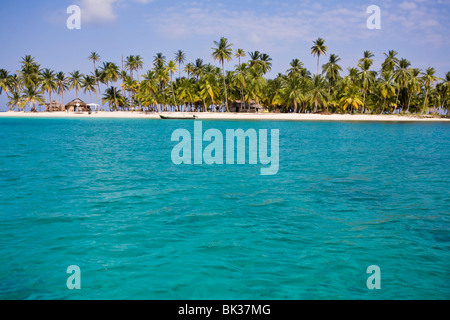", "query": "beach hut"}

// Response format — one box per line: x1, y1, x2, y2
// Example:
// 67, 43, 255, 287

230, 100, 264, 113
43, 100, 65, 112
65, 98, 90, 112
